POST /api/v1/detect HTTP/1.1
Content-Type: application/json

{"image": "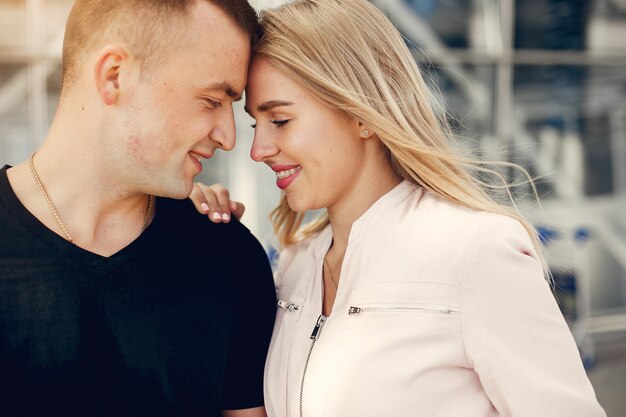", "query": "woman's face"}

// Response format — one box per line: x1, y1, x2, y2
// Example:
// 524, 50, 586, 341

245, 57, 370, 213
